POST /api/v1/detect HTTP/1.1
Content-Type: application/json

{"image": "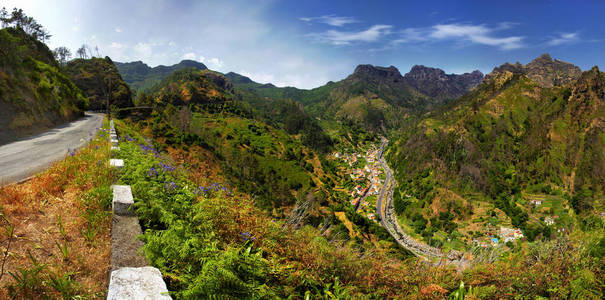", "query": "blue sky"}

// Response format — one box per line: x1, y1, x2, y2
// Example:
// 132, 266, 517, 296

4, 0, 604, 88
